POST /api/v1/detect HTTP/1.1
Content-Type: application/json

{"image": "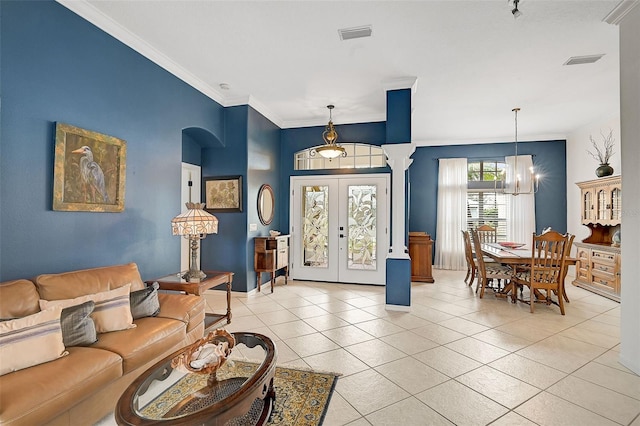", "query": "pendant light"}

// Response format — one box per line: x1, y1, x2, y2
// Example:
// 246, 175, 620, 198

314, 105, 346, 159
